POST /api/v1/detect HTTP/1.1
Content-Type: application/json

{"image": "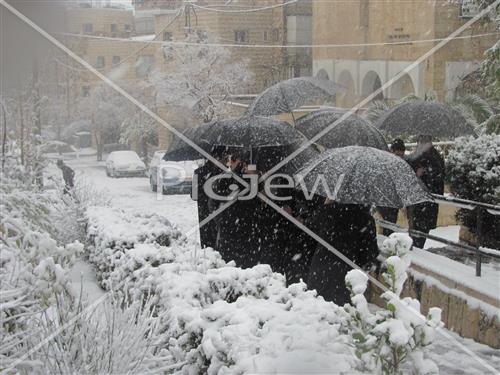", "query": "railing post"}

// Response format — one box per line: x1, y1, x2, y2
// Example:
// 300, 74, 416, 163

475, 208, 484, 277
